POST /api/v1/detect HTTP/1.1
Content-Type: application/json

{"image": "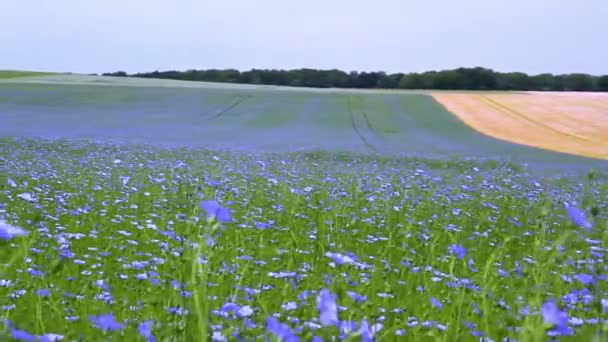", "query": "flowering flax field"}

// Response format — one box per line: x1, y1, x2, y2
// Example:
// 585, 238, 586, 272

0, 136, 607, 342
